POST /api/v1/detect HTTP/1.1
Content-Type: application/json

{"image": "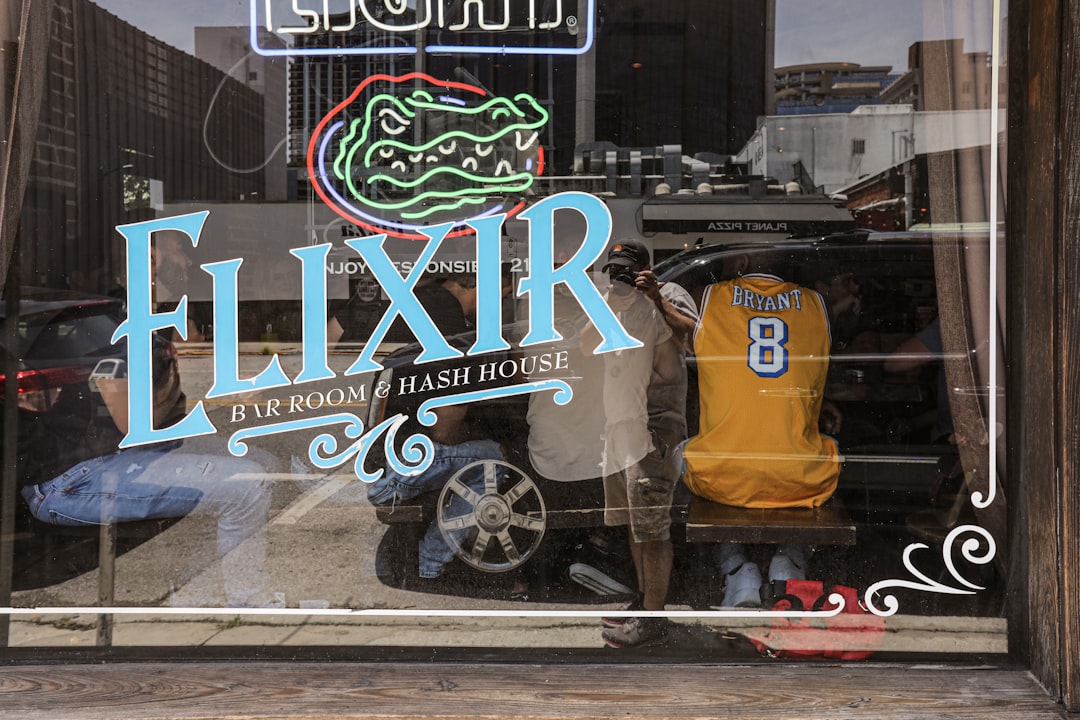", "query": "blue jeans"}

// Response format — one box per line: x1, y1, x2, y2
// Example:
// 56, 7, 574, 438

368, 439, 503, 579
22, 444, 272, 606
